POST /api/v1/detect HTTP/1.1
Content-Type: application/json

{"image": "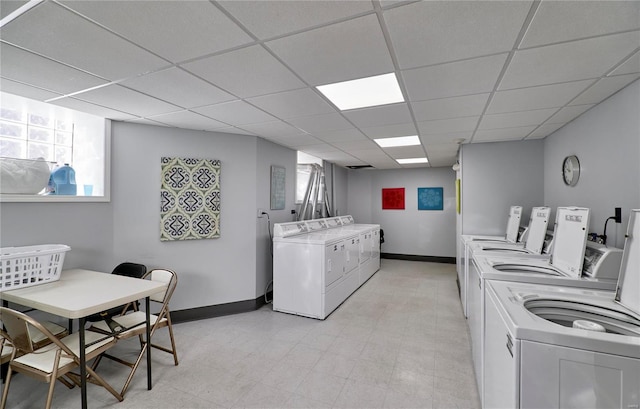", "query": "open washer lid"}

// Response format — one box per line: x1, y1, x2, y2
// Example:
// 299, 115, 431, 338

549, 207, 590, 278
616, 209, 640, 316
523, 207, 551, 254
505, 205, 523, 243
